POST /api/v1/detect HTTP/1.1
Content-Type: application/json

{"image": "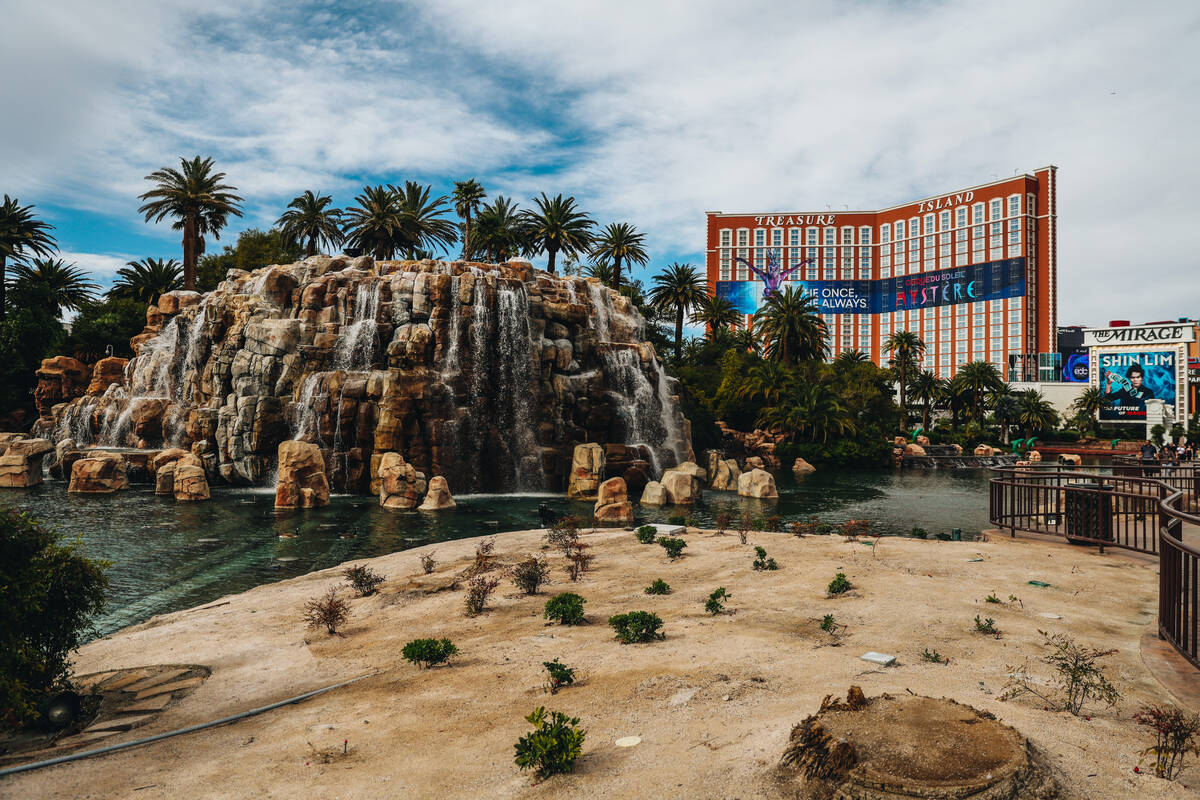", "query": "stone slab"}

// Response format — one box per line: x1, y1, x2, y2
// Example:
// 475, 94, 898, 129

123, 669, 190, 694
100, 670, 152, 692
860, 652, 897, 666
119, 694, 172, 713
84, 714, 154, 733
641, 523, 686, 537
134, 676, 204, 700
73, 671, 118, 690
